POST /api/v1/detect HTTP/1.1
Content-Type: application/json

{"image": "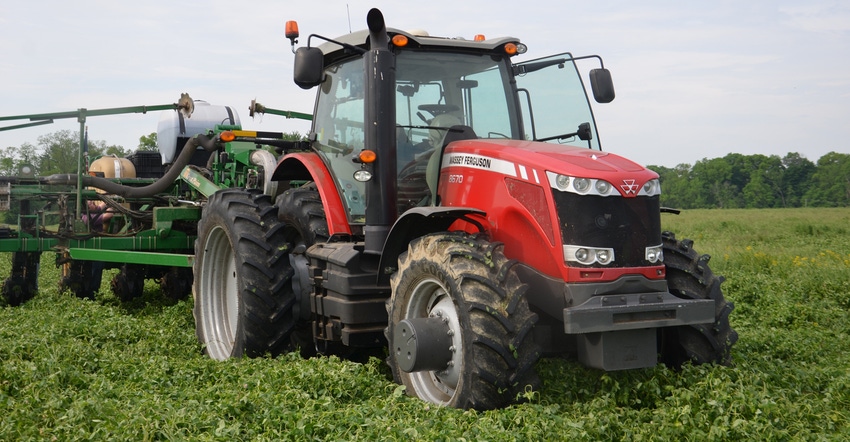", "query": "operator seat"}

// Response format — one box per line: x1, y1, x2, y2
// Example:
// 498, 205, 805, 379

425, 114, 477, 202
